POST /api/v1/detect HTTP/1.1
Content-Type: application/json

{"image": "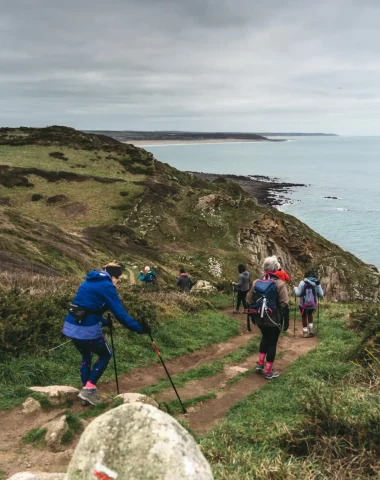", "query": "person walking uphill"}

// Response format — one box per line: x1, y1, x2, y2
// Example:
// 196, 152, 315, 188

62, 262, 150, 405
295, 269, 323, 338
232, 264, 251, 314
139, 266, 157, 285
176, 267, 194, 292
247, 256, 289, 380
